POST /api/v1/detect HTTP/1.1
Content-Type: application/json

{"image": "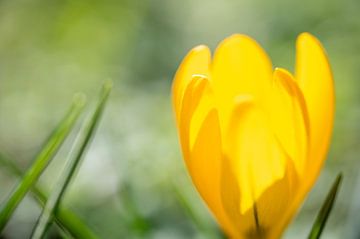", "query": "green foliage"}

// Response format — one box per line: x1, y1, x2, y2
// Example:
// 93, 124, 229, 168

0, 95, 85, 231
308, 173, 343, 239
0, 82, 112, 238
31, 81, 112, 239
171, 180, 223, 239
0, 153, 99, 239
